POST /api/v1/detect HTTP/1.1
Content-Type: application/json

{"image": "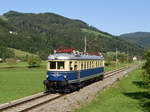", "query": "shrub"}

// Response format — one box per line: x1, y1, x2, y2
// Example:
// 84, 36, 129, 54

27, 56, 41, 67
142, 49, 150, 92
